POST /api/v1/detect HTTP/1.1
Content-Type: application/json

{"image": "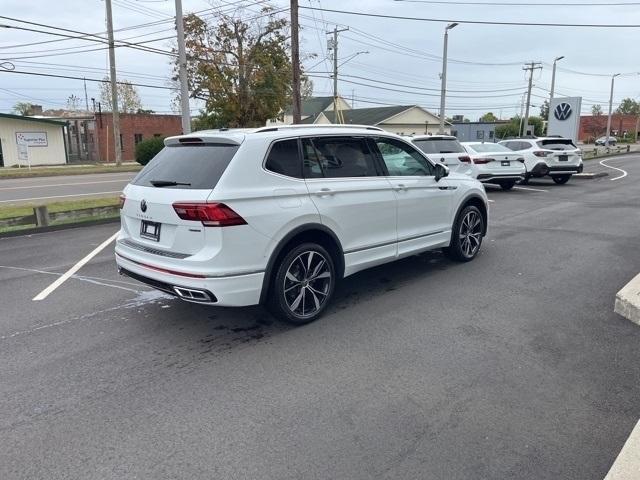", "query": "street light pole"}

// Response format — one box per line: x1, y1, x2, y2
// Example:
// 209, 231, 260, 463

175, 0, 191, 134
606, 73, 621, 147
439, 22, 458, 134
550, 55, 564, 103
